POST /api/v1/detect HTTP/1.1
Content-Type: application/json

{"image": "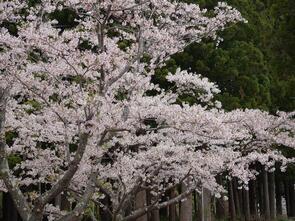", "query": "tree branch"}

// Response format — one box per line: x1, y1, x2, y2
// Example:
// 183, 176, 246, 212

57, 171, 98, 221
40, 132, 89, 205
0, 87, 32, 221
